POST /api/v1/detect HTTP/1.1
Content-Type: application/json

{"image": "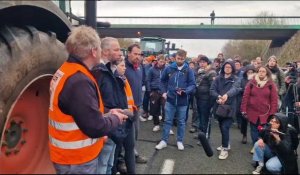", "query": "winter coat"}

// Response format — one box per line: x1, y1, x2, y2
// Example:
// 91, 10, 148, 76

92, 63, 128, 111
195, 66, 217, 101
240, 75, 278, 125
161, 62, 196, 106
125, 58, 144, 107
147, 65, 165, 92
266, 65, 286, 96
259, 113, 298, 174
92, 63, 133, 143
210, 61, 240, 118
